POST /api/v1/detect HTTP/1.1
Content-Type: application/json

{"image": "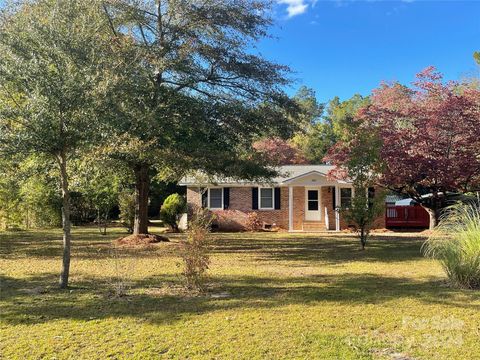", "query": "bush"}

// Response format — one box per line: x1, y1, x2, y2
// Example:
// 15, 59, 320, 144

179, 207, 213, 291
245, 212, 262, 231
160, 193, 185, 232
119, 190, 135, 234
422, 201, 480, 289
